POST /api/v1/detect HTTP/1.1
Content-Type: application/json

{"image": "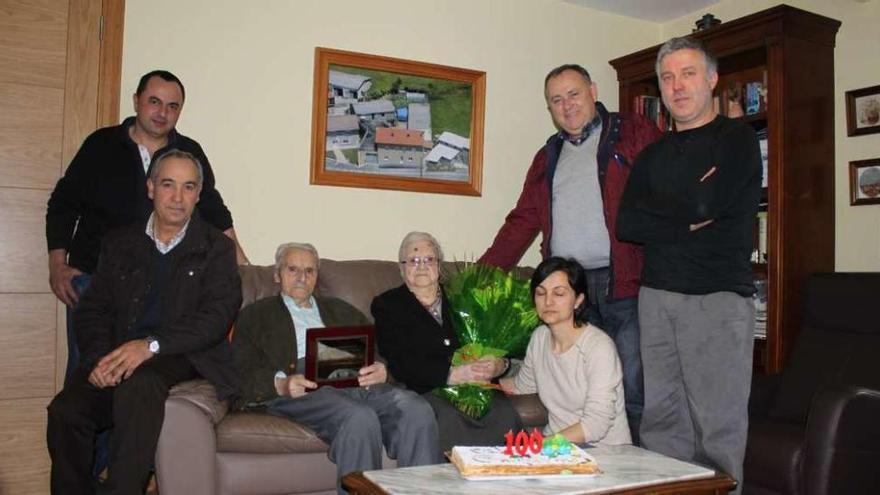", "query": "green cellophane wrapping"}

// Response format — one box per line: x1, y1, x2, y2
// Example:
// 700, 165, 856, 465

434, 263, 539, 419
